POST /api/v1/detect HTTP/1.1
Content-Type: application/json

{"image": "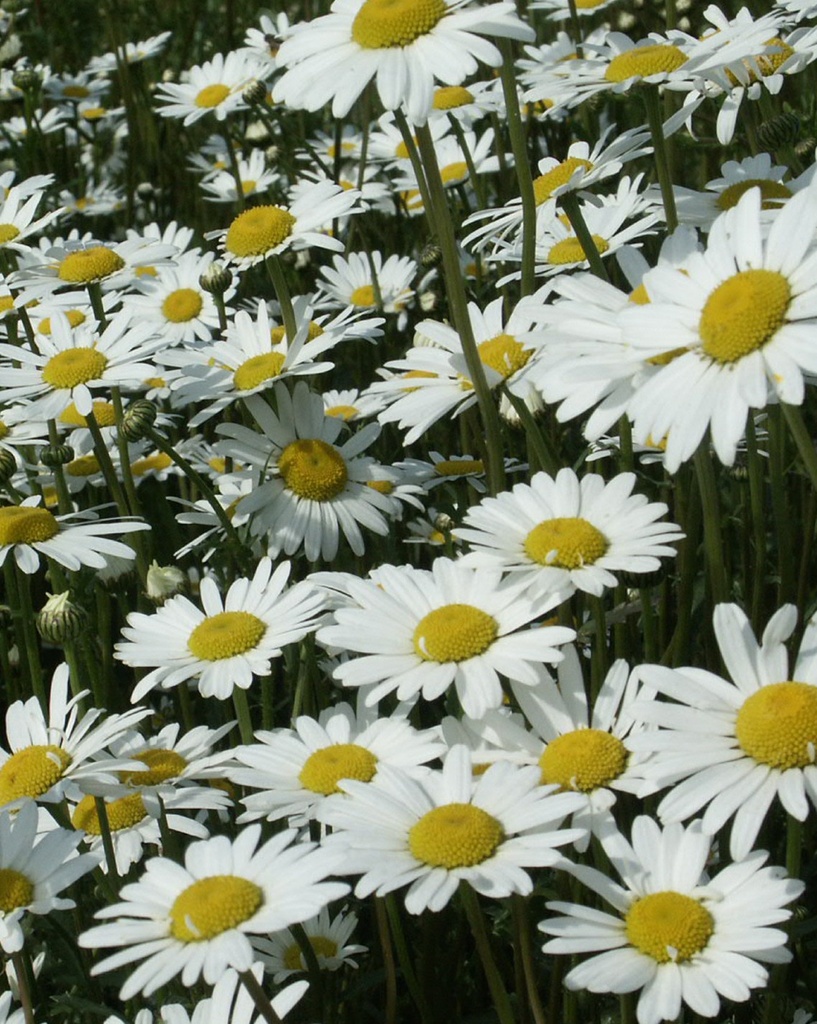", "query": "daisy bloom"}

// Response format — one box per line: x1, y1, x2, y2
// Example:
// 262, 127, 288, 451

319, 744, 585, 913
254, 906, 367, 982
457, 468, 682, 603
540, 815, 803, 1024
0, 184, 61, 254
155, 50, 270, 125
622, 184, 817, 471
273, 0, 535, 125
629, 602, 817, 859
317, 250, 416, 317
316, 557, 575, 718
79, 825, 349, 998
87, 31, 172, 73
116, 557, 325, 702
